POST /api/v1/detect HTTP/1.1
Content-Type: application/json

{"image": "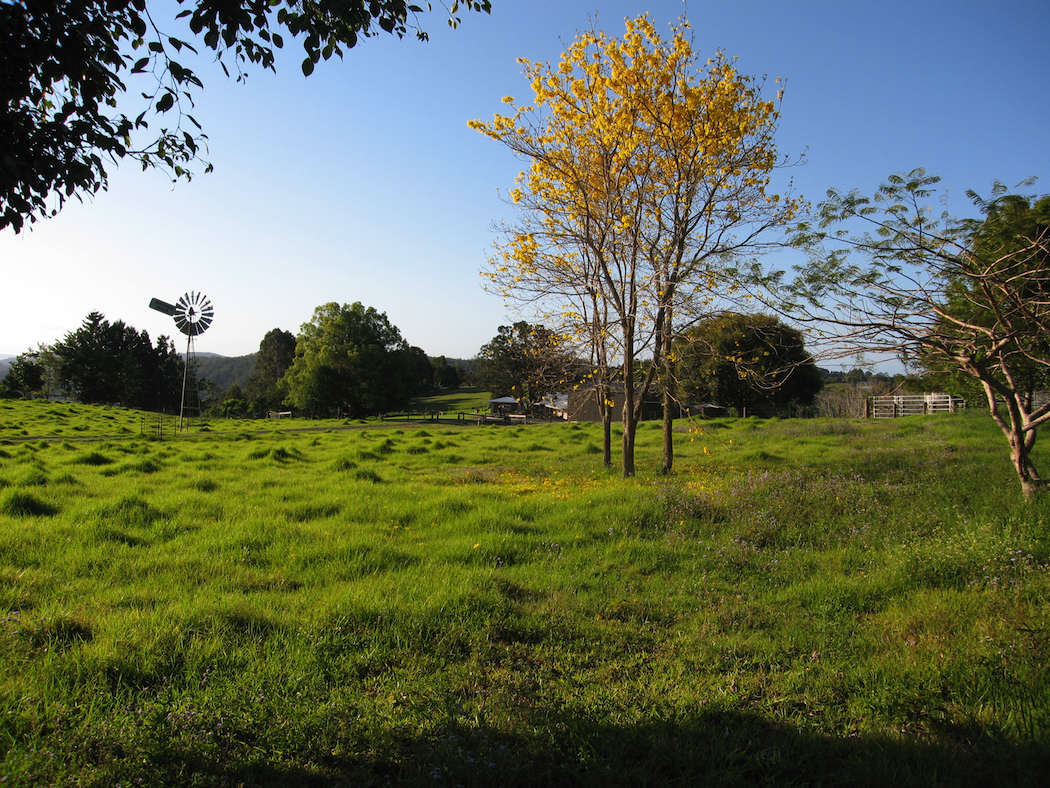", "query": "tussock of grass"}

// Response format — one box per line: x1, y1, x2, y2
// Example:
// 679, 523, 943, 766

0, 490, 58, 517
20, 470, 49, 488
92, 495, 164, 528
71, 450, 114, 466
